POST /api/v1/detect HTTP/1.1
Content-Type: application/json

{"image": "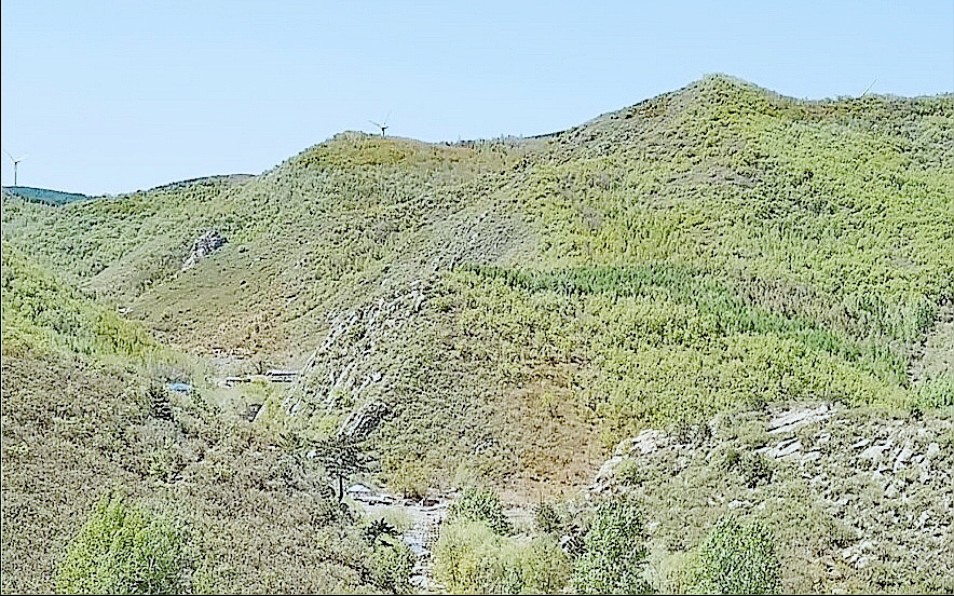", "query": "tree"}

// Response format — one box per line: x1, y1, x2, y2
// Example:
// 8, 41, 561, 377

433, 520, 571, 594
368, 536, 415, 594
447, 487, 513, 535
56, 493, 189, 594
572, 498, 652, 595
693, 517, 781, 595
313, 434, 369, 501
